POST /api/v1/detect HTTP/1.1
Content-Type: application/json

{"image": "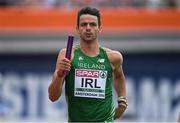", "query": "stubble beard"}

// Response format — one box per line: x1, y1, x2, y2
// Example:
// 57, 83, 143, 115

80, 33, 97, 44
